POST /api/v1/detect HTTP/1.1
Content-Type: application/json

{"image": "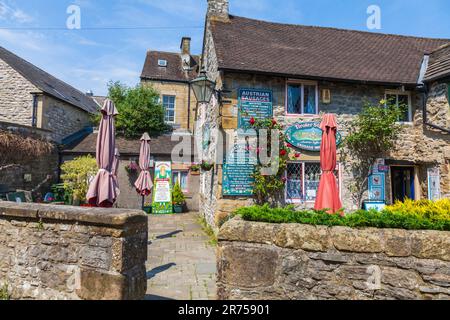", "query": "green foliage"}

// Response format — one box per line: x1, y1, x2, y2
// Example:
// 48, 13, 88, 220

200, 161, 214, 171
0, 283, 9, 300
172, 182, 186, 206
250, 118, 288, 206
236, 203, 450, 231
94, 81, 171, 138
61, 156, 98, 202
385, 199, 450, 223
197, 215, 218, 246
342, 99, 404, 207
